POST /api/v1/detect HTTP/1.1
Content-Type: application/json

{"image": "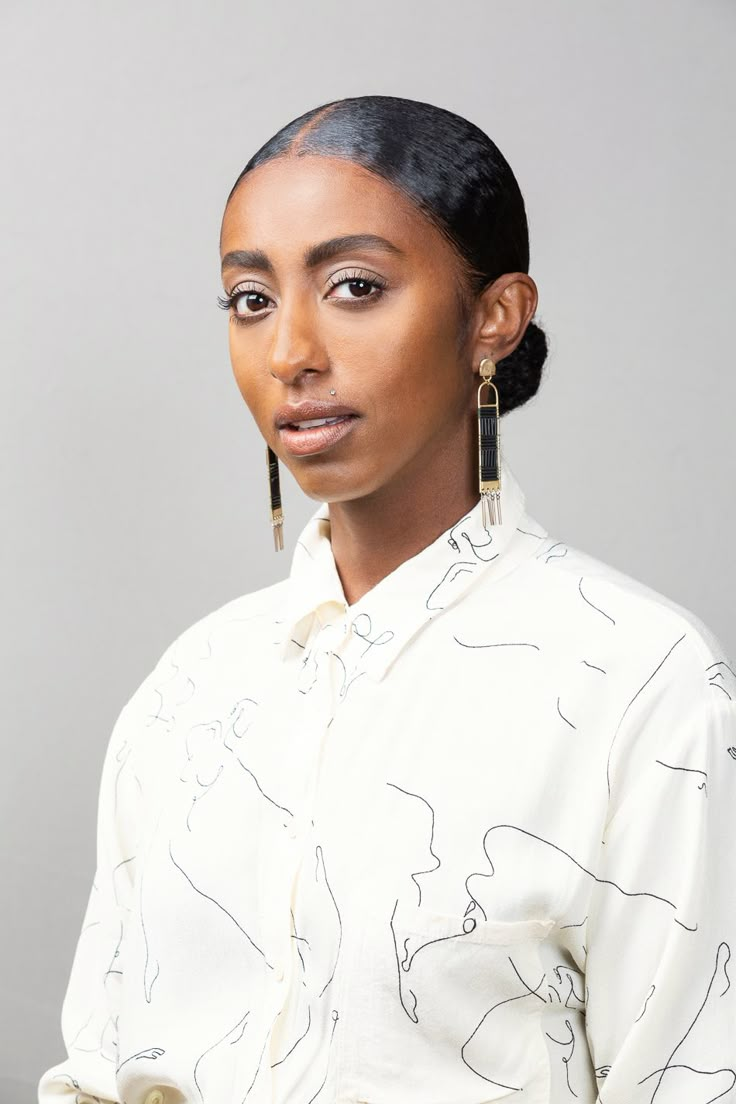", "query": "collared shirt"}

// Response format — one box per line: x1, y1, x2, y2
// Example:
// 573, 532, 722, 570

39, 455, 736, 1104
